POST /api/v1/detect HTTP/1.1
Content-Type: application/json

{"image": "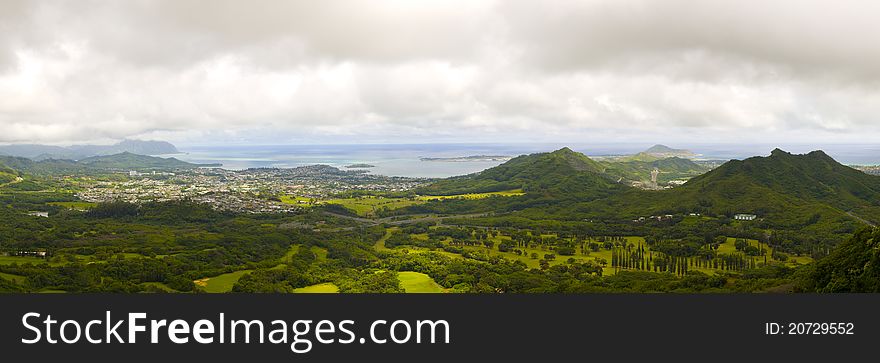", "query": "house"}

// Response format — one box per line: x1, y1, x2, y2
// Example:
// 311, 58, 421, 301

734, 214, 757, 221
27, 211, 49, 218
